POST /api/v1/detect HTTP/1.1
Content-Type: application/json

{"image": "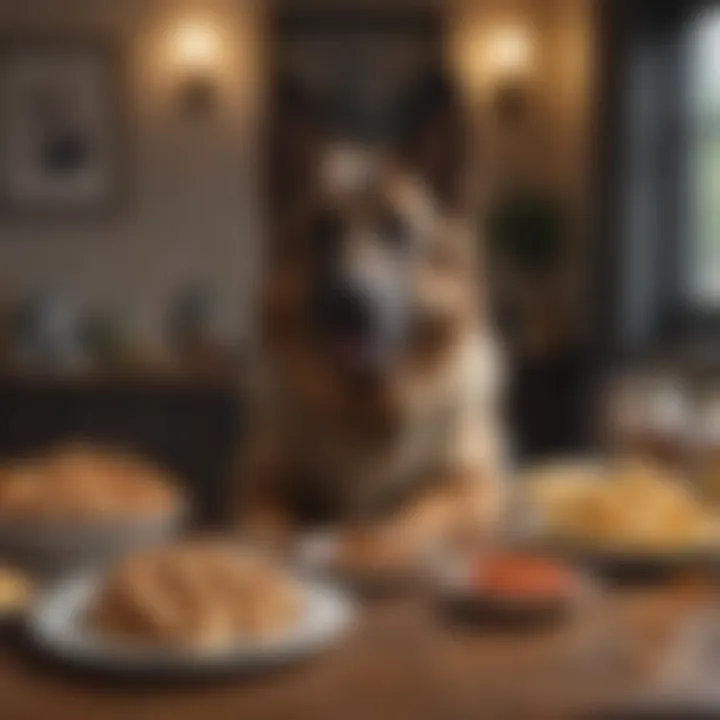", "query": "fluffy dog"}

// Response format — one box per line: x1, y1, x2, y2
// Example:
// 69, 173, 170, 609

239, 73, 505, 543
